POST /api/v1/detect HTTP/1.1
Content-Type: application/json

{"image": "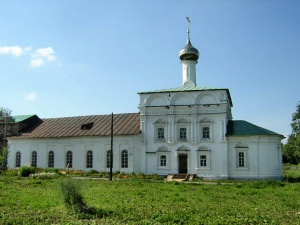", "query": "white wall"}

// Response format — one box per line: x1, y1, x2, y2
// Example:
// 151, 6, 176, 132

8, 134, 141, 173
227, 136, 283, 179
